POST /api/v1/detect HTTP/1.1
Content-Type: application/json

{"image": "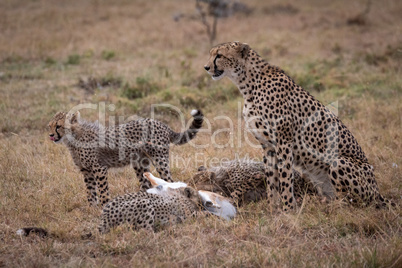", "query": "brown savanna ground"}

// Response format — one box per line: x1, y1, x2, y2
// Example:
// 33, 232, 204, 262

0, 0, 401, 267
